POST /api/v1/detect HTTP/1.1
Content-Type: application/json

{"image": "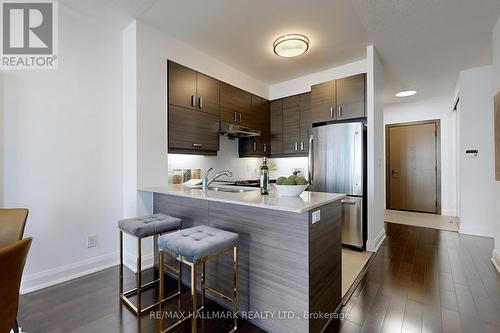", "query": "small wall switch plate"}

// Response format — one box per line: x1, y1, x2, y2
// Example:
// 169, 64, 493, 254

465, 149, 478, 158
312, 210, 321, 224
87, 234, 98, 248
